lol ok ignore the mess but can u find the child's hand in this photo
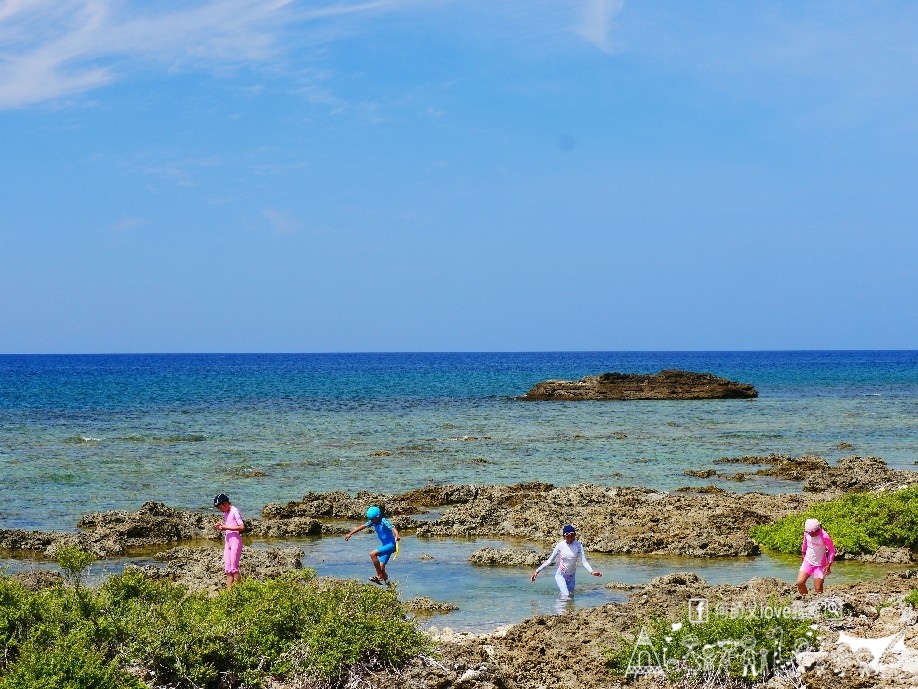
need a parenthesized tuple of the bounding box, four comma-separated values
(592, 571, 602, 577)
(530, 572, 538, 582)
(214, 522, 223, 531)
(344, 534, 351, 541)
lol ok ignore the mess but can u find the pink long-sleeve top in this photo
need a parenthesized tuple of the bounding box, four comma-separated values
(801, 528, 835, 567)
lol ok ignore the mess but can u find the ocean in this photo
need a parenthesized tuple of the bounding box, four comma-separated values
(3, 351, 917, 629)
(2, 351, 916, 533)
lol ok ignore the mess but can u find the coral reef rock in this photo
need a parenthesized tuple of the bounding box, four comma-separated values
(521, 369, 758, 401)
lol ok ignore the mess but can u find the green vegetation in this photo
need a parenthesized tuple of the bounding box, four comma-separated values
(55, 543, 95, 587)
(750, 485, 918, 556)
(904, 589, 918, 608)
(0, 564, 430, 689)
(606, 601, 816, 683)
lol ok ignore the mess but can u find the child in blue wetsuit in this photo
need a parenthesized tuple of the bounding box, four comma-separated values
(345, 506, 400, 585)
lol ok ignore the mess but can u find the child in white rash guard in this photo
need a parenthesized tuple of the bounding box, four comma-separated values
(531, 524, 602, 597)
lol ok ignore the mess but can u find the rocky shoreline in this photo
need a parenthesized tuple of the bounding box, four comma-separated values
(521, 369, 759, 400)
(3, 454, 918, 688)
(373, 570, 918, 689)
(5, 454, 913, 564)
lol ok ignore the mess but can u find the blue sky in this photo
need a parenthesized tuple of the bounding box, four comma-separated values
(1, 0, 916, 353)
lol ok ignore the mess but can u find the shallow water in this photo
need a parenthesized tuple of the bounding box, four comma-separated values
(2, 535, 907, 632)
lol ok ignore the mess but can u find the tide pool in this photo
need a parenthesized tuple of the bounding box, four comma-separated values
(2, 534, 905, 632)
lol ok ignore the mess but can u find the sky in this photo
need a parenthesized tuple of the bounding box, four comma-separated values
(1, 0, 917, 353)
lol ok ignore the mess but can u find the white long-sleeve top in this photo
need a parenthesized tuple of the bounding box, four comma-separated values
(535, 540, 594, 575)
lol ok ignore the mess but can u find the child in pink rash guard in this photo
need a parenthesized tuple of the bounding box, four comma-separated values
(797, 518, 835, 595)
(214, 493, 245, 590)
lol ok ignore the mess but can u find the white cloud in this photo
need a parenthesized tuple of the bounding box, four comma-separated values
(574, 0, 625, 54)
(262, 207, 301, 236)
(0, 0, 412, 109)
(0, 0, 636, 109)
(110, 215, 147, 233)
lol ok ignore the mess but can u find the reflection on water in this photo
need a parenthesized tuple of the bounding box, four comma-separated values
(554, 595, 577, 616)
(2, 535, 909, 632)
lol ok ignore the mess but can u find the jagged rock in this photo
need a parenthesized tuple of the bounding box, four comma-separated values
(521, 369, 758, 400)
(398, 484, 483, 507)
(803, 455, 918, 493)
(245, 517, 322, 538)
(5, 502, 246, 558)
(603, 581, 635, 590)
(715, 453, 830, 482)
(404, 596, 459, 615)
(260, 489, 426, 521)
(139, 545, 304, 594)
(0, 529, 62, 554)
(712, 454, 918, 494)
(13, 569, 64, 590)
(855, 546, 914, 564)
(0, 528, 122, 558)
(468, 547, 548, 568)
(76, 501, 215, 554)
(684, 469, 716, 478)
(414, 483, 779, 558)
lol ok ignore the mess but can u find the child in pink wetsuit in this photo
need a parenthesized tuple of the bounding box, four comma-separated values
(797, 518, 835, 595)
(214, 493, 245, 590)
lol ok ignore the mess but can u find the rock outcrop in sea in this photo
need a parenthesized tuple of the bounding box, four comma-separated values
(521, 369, 758, 400)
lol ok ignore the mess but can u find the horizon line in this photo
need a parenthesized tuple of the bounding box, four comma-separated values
(2, 349, 916, 356)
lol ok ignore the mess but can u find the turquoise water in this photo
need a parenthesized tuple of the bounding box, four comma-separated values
(2, 535, 906, 632)
(2, 351, 917, 532)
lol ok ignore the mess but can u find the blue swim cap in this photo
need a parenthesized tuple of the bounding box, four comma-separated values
(366, 506, 382, 519)
(562, 524, 576, 535)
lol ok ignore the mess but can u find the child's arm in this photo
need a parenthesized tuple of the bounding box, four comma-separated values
(344, 523, 369, 541)
(215, 508, 245, 532)
(531, 544, 561, 581)
(823, 531, 836, 569)
(579, 543, 602, 576)
(392, 526, 400, 541)
(219, 522, 245, 532)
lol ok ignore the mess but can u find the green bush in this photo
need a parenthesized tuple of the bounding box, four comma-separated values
(750, 485, 918, 556)
(905, 589, 918, 608)
(282, 579, 429, 683)
(0, 578, 39, 670)
(55, 545, 95, 587)
(607, 600, 817, 683)
(0, 631, 142, 689)
(0, 568, 431, 689)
